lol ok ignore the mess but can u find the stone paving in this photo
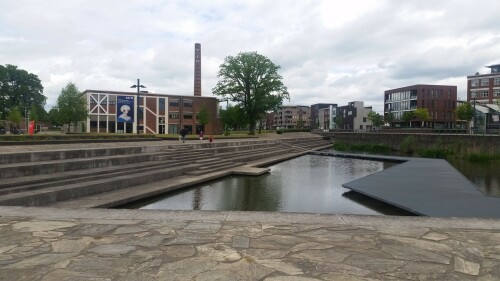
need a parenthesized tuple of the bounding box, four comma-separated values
(1, 133, 500, 280)
(1, 206, 499, 281)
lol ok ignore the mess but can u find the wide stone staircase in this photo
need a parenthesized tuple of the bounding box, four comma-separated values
(0, 137, 331, 208)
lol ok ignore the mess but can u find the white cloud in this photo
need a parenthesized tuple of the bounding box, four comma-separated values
(0, 0, 499, 114)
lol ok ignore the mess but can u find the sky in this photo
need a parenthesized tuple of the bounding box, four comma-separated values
(1, 0, 500, 114)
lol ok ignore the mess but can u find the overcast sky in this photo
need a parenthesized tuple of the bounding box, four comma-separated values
(1, 0, 499, 113)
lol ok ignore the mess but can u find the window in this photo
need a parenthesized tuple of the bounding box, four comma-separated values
(480, 90, 489, 97)
(169, 112, 179, 119)
(169, 100, 179, 107)
(183, 114, 193, 119)
(159, 98, 165, 110)
(481, 79, 489, 86)
(183, 100, 193, 107)
(471, 91, 478, 98)
(494, 89, 500, 97)
(471, 79, 479, 87)
(495, 77, 500, 85)
(363, 117, 367, 122)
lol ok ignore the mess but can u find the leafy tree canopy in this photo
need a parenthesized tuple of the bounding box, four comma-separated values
(197, 107, 210, 127)
(402, 111, 415, 126)
(414, 108, 430, 121)
(455, 102, 474, 122)
(212, 52, 289, 135)
(7, 107, 22, 128)
(367, 110, 384, 127)
(385, 112, 394, 126)
(0, 64, 46, 119)
(220, 105, 248, 131)
(55, 82, 88, 130)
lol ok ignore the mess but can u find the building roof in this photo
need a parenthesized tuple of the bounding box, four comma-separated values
(82, 89, 218, 100)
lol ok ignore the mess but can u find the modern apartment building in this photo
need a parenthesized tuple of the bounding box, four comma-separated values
(317, 104, 338, 130)
(84, 90, 221, 135)
(336, 101, 373, 131)
(467, 64, 500, 104)
(384, 84, 457, 129)
(310, 103, 337, 130)
(274, 105, 311, 129)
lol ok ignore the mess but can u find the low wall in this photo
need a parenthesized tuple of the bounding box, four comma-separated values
(320, 132, 500, 153)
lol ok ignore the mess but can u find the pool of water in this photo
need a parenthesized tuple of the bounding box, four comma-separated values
(122, 154, 414, 216)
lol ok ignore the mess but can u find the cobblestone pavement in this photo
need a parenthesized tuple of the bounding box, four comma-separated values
(1, 207, 499, 281)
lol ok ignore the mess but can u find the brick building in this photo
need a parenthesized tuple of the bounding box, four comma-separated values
(83, 43, 221, 135)
(84, 90, 221, 135)
(274, 105, 311, 129)
(467, 64, 500, 104)
(384, 84, 457, 129)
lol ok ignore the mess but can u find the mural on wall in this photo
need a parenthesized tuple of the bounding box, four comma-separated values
(117, 96, 135, 123)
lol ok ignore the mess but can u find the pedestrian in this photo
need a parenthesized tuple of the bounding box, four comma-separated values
(199, 130, 204, 141)
(179, 128, 188, 143)
(208, 135, 214, 146)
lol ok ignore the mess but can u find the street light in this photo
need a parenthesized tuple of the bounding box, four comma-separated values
(472, 96, 476, 134)
(130, 79, 146, 134)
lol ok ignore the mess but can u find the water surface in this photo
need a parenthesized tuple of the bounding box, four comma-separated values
(124, 155, 412, 215)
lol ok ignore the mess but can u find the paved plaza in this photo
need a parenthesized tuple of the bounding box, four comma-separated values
(1, 134, 499, 280)
(1, 207, 499, 280)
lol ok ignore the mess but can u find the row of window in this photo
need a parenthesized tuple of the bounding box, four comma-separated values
(386, 91, 416, 102)
(470, 77, 500, 87)
(390, 110, 454, 121)
(168, 100, 193, 107)
(90, 96, 195, 108)
(470, 90, 499, 98)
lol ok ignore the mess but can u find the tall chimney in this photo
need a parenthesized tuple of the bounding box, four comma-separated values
(194, 43, 201, 96)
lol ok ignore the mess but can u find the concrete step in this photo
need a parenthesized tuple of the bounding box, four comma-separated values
(0, 146, 157, 165)
(0, 159, 182, 196)
(185, 162, 244, 176)
(0, 149, 191, 180)
(0, 164, 200, 206)
(229, 147, 296, 163)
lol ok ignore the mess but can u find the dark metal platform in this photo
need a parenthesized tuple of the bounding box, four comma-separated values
(311, 151, 500, 218)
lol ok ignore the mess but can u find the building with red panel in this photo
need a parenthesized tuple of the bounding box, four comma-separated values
(467, 64, 500, 104)
(384, 84, 457, 129)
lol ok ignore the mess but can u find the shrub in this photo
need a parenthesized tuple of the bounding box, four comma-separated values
(399, 136, 417, 153)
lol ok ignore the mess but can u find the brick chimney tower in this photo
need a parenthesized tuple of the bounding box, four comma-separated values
(194, 43, 201, 96)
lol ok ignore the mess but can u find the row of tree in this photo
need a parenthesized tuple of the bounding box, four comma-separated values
(0, 64, 87, 132)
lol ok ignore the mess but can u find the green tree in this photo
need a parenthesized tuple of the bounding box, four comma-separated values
(367, 110, 384, 128)
(7, 106, 22, 130)
(56, 82, 88, 132)
(334, 115, 344, 129)
(220, 105, 248, 131)
(30, 103, 48, 122)
(455, 102, 474, 133)
(402, 111, 415, 127)
(385, 112, 394, 127)
(48, 107, 62, 127)
(197, 106, 210, 133)
(212, 52, 289, 135)
(296, 119, 305, 130)
(414, 108, 430, 127)
(0, 64, 46, 120)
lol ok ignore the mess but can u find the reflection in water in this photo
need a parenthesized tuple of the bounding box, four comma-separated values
(123, 155, 411, 216)
(447, 159, 500, 197)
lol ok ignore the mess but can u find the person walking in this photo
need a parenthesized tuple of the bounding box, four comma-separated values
(199, 130, 204, 141)
(180, 128, 188, 143)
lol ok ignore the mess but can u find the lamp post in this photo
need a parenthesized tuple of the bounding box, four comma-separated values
(130, 79, 146, 134)
(472, 97, 476, 134)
